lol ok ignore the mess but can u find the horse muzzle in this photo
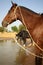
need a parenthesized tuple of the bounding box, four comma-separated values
(2, 21, 9, 27)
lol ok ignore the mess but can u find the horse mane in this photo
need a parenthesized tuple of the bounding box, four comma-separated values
(20, 6, 40, 16)
(41, 13, 43, 16)
(8, 4, 40, 16)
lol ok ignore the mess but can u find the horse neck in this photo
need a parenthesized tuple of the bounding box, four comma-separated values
(19, 6, 40, 32)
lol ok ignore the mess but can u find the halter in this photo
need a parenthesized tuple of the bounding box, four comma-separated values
(4, 5, 43, 52)
(14, 5, 43, 52)
(4, 6, 19, 25)
(14, 6, 18, 20)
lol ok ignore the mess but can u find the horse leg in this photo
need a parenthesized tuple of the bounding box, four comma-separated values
(35, 54, 42, 65)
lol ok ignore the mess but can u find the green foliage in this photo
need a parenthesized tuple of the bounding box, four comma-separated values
(11, 26, 18, 32)
(0, 27, 8, 32)
(19, 24, 26, 31)
(11, 24, 26, 32)
(0, 27, 4, 32)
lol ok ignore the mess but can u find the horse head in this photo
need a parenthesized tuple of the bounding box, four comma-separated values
(2, 2, 21, 27)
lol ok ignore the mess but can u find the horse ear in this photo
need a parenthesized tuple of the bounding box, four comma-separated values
(11, 1, 14, 5)
(11, 1, 17, 6)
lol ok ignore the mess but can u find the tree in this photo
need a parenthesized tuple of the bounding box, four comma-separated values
(11, 24, 26, 32)
(0, 27, 4, 32)
(19, 24, 26, 31)
(11, 26, 18, 32)
(0, 27, 8, 32)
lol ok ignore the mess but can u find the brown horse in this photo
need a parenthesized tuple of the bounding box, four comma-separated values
(2, 2, 43, 65)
